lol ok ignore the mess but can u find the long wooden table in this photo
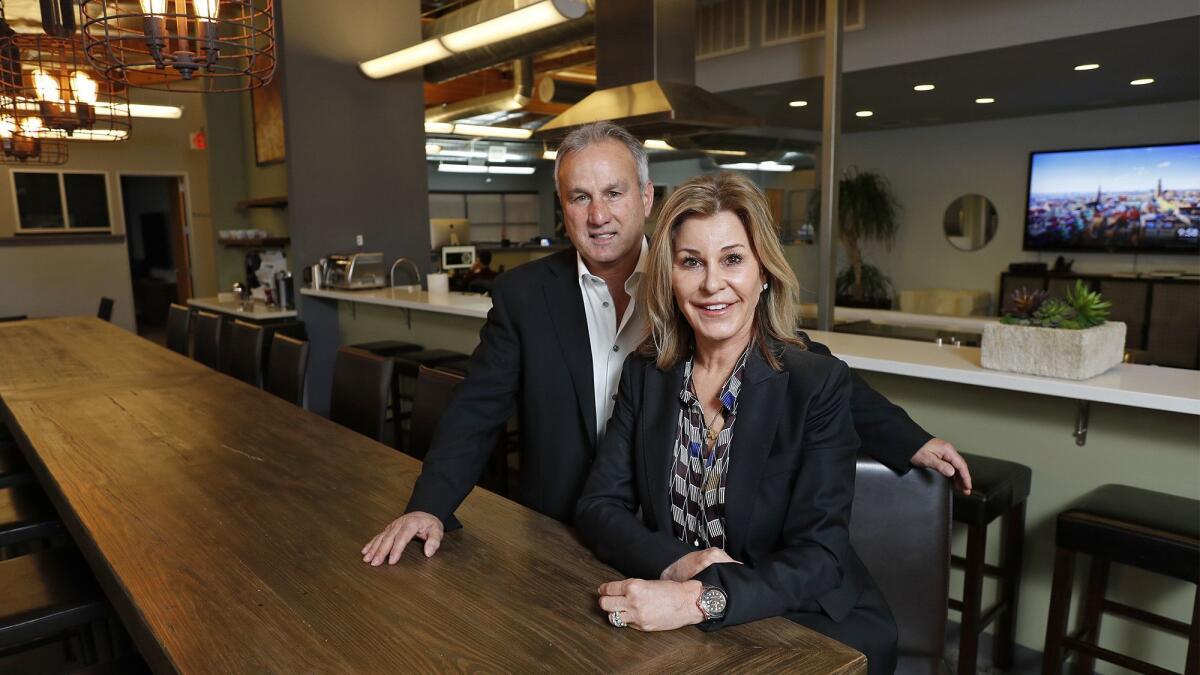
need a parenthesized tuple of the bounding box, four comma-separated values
(0, 317, 866, 674)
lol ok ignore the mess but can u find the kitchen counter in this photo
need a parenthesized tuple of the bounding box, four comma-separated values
(188, 296, 298, 321)
(301, 286, 492, 319)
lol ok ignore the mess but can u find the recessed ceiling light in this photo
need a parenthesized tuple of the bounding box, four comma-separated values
(1130, 78, 1155, 86)
(975, 97, 995, 104)
(855, 110, 873, 117)
(913, 84, 935, 92)
(788, 100, 808, 107)
(644, 139, 674, 150)
(1074, 63, 1100, 71)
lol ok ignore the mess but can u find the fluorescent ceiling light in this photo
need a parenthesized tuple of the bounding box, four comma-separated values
(436, 149, 489, 159)
(975, 97, 995, 104)
(452, 123, 532, 139)
(644, 139, 673, 151)
(855, 110, 873, 117)
(126, 103, 183, 119)
(542, 149, 558, 160)
(1074, 63, 1100, 71)
(788, 100, 808, 107)
(913, 84, 935, 91)
(360, 0, 587, 79)
(704, 149, 747, 157)
(66, 129, 129, 141)
(425, 144, 442, 154)
(438, 163, 487, 174)
(719, 161, 793, 172)
(425, 122, 454, 134)
(488, 165, 535, 175)
(1130, 78, 1155, 86)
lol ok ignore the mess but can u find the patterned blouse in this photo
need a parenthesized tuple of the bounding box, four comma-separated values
(669, 345, 752, 549)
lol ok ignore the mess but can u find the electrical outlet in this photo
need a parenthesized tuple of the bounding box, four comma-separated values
(355, 234, 364, 247)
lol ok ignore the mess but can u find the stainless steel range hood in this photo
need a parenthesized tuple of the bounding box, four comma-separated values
(537, 0, 759, 139)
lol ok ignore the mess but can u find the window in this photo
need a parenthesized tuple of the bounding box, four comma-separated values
(697, 0, 750, 59)
(12, 171, 112, 232)
(762, 0, 865, 47)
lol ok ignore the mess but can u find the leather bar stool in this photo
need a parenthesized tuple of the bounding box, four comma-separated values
(191, 311, 223, 370)
(0, 485, 64, 558)
(0, 547, 109, 667)
(266, 334, 310, 406)
(96, 298, 114, 322)
(227, 321, 265, 387)
(950, 453, 1031, 675)
(330, 347, 395, 443)
(165, 304, 191, 356)
(1042, 484, 1198, 675)
(390, 349, 467, 450)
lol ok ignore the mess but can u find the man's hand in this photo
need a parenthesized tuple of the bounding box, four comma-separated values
(597, 579, 705, 631)
(910, 438, 972, 494)
(361, 511, 444, 566)
(660, 547, 740, 583)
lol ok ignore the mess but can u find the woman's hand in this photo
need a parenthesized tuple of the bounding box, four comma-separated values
(597, 579, 705, 631)
(660, 547, 740, 582)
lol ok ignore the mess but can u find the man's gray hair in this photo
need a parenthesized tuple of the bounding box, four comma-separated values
(553, 121, 650, 193)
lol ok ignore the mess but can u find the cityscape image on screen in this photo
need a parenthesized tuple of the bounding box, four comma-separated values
(1025, 143, 1200, 252)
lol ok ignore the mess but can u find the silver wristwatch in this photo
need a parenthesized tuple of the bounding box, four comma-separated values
(697, 585, 728, 621)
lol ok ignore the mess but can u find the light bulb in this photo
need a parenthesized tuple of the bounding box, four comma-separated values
(71, 72, 99, 106)
(20, 116, 44, 135)
(194, 0, 220, 22)
(139, 0, 167, 15)
(0, 115, 15, 139)
(32, 70, 61, 103)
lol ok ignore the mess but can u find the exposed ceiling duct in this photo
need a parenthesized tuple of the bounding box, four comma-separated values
(425, 57, 535, 123)
(537, 0, 759, 140)
(422, 0, 595, 84)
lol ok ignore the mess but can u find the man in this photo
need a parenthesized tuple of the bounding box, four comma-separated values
(361, 122, 970, 565)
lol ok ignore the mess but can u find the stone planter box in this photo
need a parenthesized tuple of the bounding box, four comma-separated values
(981, 321, 1127, 380)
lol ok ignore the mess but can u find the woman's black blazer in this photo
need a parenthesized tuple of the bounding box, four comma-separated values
(575, 340, 882, 628)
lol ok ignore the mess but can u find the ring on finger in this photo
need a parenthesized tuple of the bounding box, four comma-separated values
(608, 610, 627, 628)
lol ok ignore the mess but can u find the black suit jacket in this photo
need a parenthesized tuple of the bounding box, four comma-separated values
(575, 343, 884, 629)
(406, 248, 932, 527)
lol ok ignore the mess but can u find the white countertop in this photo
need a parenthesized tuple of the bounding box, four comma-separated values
(300, 286, 1200, 415)
(188, 297, 298, 320)
(301, 287, 492, 319)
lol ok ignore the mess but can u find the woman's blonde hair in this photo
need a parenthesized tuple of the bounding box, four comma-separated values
(638, 172, 804, 370)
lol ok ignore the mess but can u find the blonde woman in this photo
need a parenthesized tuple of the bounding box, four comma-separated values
(575, 172, 897, 673)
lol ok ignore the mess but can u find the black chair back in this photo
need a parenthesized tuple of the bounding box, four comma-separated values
(192, 311, 223, 370)
(227, 321, 265, 387)
(330, 347, 394, 442)
(166, 304, 191, 356)
(849, 458, 951, 672)
(266, 334, 309, 406)
(407, 366, 464, 460)
(97, 297, 114, 322)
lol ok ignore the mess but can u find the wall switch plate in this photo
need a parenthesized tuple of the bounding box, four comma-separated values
(355, 234, 364, 247)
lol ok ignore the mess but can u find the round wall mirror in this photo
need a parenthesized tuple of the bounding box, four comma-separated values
(943, 194, 998, 251)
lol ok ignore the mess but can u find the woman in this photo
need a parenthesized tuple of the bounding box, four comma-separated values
(574, 172, 897, 673)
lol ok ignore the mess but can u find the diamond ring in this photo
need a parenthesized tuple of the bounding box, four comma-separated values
(608, 610, 627, 628)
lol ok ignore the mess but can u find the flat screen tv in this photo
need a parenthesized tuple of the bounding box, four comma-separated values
(1024, 142, 1200, 253)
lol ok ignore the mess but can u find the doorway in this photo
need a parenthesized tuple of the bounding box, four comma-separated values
(120, 175, 193, 339)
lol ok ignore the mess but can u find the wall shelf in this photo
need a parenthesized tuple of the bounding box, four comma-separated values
(236, 196, 288, 209)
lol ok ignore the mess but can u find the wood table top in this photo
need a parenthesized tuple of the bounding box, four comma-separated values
(0, 317, 866, 674)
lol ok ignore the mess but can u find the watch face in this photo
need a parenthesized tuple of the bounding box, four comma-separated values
(701, 588, 727, 617)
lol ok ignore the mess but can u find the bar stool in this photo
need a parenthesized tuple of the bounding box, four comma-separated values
(165, 304, 191, 356)
(0, 547, 109, 667)
(265, 334, 309, 406)
(390, 349, 467, 450)
(96, 298, 114, 322)
(227, 321, 265, 387)
(1042, 484, 1198, 675)
(950, 453, 1031, 674)
(192, 311, 222, 370)
(330, 347, 395, 443)
(0, 485, 64, 558)
(350, 340, 423, 357)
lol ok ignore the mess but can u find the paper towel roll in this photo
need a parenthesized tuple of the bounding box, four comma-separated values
(427, 272, 449, 295)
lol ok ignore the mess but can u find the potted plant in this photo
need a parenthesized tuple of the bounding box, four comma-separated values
(809, 168, 902, 309)
(982, 280, 1126, 380)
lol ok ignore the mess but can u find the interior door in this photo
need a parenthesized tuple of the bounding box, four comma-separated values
(165, 177, 193, 301)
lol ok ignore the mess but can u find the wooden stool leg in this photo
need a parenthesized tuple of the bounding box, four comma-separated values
(1042, 547, 1076, 675)
(1186, 584, 1199, 675)
(957, 521, 987, 675)
(995, 501, 1026, 670)
(1074, 557, 1109, 675)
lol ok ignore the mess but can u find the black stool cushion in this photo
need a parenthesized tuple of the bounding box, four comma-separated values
(1058, 484, 1199, 582)
(0, 547, 107, 649)
(952, 453, 1031, 527)
(392, 349, 468, 377)
(351, 340, 423, 357)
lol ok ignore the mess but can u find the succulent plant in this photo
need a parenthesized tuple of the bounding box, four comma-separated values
(1002, 287, 1048, 319)
(1065, 279, 1111, 328)
(1032, 298, 1078, 328)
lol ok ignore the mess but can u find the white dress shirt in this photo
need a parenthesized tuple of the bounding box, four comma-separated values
(578, 239, 648, 441)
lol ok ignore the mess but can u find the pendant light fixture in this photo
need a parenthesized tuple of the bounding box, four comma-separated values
(80, 0, 276, 93)
(0, 2, 68, 163)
